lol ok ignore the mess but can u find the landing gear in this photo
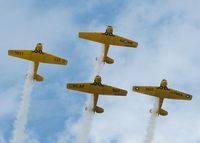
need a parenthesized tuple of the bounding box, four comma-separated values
(159, 86, 168, 90)
(109, 33, 113, 36)
(104, 31, 113, 36)
(92, 82, 103, 86)
(105, 32, 108, 35)
(32, 50, 43, 54)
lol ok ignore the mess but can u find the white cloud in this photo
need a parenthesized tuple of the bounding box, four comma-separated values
(87, 1, 200, 143)
(1, 0, 200, 143)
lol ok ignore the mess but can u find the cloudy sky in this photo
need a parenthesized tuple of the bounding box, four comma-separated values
(0, 0, 200, 143)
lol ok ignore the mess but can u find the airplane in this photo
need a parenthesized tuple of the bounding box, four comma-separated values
(132, 79, 192, 116)
(79, 25, 138, 64)
(67, 75, 127, 113)
(8, 43, 67, 82)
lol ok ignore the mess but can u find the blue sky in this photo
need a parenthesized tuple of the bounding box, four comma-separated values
(1, 0, 200, 143)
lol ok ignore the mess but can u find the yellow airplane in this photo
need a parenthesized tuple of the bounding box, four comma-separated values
(133, 79, 192, 116)
(79, 26, 138, 64)
(67, 75, 127, 113)
(8, 43, 67, 82)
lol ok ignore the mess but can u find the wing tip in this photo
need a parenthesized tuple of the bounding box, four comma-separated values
(186, 94, 193, 100)
(134, 42, 138, 48)
(63, 59, 68, 65)
(8, 50, 13, 56)
(124, 90, 128, 96)
(78, 32, 85, 38)
(132, 86, 139, 91)
(66, 83, 72, 89)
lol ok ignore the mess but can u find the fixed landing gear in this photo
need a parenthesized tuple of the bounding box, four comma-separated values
(92, 82, 103, 86)
(159, 86, 169, 90)
(104, 32, 113, 36)
(32, 50, 43, 54)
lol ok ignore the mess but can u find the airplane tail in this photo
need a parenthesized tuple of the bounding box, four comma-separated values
(105, 56, 114, 64)
(150, 108, 168, 116)
(85, 106, 104, 113)
(33, 74, 44, 82)
(159, 109, 168, 116)
(95, 106, 104, 113)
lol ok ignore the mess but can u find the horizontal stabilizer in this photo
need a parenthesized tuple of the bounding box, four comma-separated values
(95, 106, 104, 113)
(150, 108, 168, 116)
(34, 74, 44, 82)
(159, 109, 168, 116)
(105, 56, 114, 64)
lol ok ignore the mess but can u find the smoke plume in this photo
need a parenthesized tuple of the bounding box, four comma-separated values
(94, 44, 105, 75)
(10, 63, 34, 143)
(68, 45, 105, 143)
(142, 98, 159, 143)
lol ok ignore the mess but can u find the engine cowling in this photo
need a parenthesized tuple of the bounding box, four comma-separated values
(160, 79, 168, 88)
(35, 43, 43, 51)
(105, 26, 113, 35)
(94, 75, 102, 83)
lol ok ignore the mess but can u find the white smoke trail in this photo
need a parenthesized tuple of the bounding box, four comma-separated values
(10, 63, 34, 143)
(69, 45, 105, 143)
(142, 98, 159, 143)
(94, 44, 105, 75)
(72, 96, 94, 143)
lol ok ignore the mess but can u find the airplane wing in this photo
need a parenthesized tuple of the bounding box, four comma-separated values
(67, 83, 127, 96)
(8, 50, 33, 61)
(40, 52, 67, 65)
(67, 83, 92, 93)
(8, 50, 67, 65)
(100, 84, 127, 96)
(133, 86, 192, 100)
(79, 32, 138, 48)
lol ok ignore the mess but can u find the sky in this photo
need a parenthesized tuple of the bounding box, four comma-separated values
(0, 0, 200, 143)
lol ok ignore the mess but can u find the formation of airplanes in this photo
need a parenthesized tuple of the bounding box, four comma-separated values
(7, 26, 192, 116)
